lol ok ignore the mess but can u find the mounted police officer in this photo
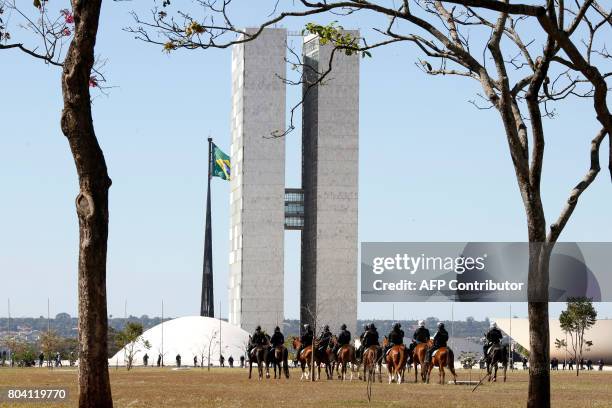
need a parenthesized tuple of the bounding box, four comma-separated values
(249, 325, 267, 356)
(426, 322, 449, 363)
(296, 324, 314, 361)
(385, 322, 405, 355)
(334, 324, 351, 355)
(483, 321, 503, 359)
(363, 323, 380, 349)
(317, 325, 333, 357)
(270, 326, 284, 349)
(357, 324, 369, 360)
(408, 320, 430, 364)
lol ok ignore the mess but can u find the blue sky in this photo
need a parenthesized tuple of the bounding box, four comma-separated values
(1, 1, 611, 322)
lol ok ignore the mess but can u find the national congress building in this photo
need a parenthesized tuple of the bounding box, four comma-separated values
(228, 28, 359, 335)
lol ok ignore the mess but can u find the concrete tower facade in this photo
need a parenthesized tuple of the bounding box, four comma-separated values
(228, 28, 286, 333)
(301, 33, 359, 335)
(229, 29, 358, 335)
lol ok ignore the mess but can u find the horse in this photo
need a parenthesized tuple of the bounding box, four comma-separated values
(331, 337, 356, 381)
(271, 345, 289, 379)
(383, 336, 408, 384)
(362, 345, 383, 383)
(425, 346, 457, 385)
(314, 339, 335, 380)
(411, 339, 432, 383)
(292, 337, 314, 380)
(485, 343, 508, 382)
(248, 345, 267, 380)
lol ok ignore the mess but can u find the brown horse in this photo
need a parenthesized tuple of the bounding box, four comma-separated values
(331, 336, 356, 381)
(426, 346, 457, 385)
(362, 345, 382, 383)
(248, 345, 267, 380)
(412, 340, 432, 383)
(383, 337, 408, 384)
(291, 337, 314, 380)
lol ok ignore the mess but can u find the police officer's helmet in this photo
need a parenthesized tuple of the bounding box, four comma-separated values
(256, 325, 262, 331)
(274, 326, 280, 332)
(324, 325, 330, 331)
(418, 320, 425, 328)
(363, 324, 369, 331)
(341, 324, 347, 330)
(437, 322, 445, 329)
(490, 321, 497, 329)
(370, 323, 377, 330)
(393, 322, 401, 330)
(304, 324, 311, 330)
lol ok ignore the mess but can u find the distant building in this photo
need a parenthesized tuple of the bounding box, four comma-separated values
(496, 318, 612, 361)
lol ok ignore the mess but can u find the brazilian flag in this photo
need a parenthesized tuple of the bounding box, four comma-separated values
(212, 144, 231, 181)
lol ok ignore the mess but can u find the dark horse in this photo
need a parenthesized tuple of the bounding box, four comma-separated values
(248, 345, 267, 380)
(266, 345, 290, 379)
(485, 343, 508, 382)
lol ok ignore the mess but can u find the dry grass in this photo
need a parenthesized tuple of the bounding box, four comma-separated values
(1, 366, 611, 407)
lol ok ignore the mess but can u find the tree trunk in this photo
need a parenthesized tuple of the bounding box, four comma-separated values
(60, 1, 113, 408)
(526, 242, 551, 408)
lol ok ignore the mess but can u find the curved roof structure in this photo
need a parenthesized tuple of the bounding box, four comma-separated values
(109, 316, 250, 367)
(496, 318, 612, 361)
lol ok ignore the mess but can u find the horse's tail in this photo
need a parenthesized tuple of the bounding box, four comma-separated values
(447, 348, 456, 372)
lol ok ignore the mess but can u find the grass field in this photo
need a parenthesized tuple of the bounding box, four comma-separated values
(1, 366, 611, 407)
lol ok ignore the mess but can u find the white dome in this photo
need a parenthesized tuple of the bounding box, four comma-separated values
(109, 316, 250, 367)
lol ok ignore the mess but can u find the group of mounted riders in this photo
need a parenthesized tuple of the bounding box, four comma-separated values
(247, 319, 507, 383)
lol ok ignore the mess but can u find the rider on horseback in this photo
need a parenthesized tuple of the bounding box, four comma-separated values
(385, 322, 405, 355)
(483, 321, 503, 359)
(334, 324, 351, 355)
(270, 326, 284, 349)
(296, 324, 314, 361)
(408, 320, 430, 364)
(317, 325, 333, 357)
(426, 322, 449, 363)
(363, 323, 380, 348)
(357, 324, 369, 360)
(249, 325, 267, 356)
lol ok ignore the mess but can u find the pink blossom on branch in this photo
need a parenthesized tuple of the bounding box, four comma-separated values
(60, 9, 74, 24)
(88, 76, 98, 88)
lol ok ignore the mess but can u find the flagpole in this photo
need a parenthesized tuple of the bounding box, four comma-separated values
(201, 137, 215, 317)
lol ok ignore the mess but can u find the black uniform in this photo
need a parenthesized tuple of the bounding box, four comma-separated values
(427, 327, 449, 362)
(338, 329, 351, 346)
(296, 327, 314, 360)
(363, 328, 380, 348)
(408, 326, 430, 363)
(388, 328, 405, 346)
(317, 328, 332, 355)
(270, 331, 285, 348)
(483, 327, 503, 358)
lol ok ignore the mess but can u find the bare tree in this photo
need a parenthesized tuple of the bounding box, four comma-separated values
(200, 329, 219, 371)
(2, 1, 113, 407)
(131, 1, 610, 406)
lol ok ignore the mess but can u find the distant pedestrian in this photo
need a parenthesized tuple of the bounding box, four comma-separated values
(38, 352, 44, 367)
(55, 352, 62, 367)
(598, 359, 604, 371)
(562, 360, 566, 370)
(228, 356, 234, 368)
(176, 354, 181, 368)
(193, 355, 198, 367)
(157, 354, 162, 367)
(143, 353, 149, 367)
(219, 355, 225, 367)
(522, 356, 528, 370)
(568, 359, 574, 370)
(240, 355, 245, 368)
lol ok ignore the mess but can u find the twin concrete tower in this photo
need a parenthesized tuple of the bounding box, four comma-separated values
(228, 28, 359, 335)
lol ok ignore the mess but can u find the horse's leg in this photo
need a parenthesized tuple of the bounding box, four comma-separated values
(440, 364, 445, 385)
(249, 360, 253, 379)
(503, 363, 507, 382)
(414, 362, 418, 383)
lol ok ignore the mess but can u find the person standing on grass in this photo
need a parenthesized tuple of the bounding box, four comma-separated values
(143, 353, 149, 367)
(228, 356, 234, 368)
(176, 354, 181, 368)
